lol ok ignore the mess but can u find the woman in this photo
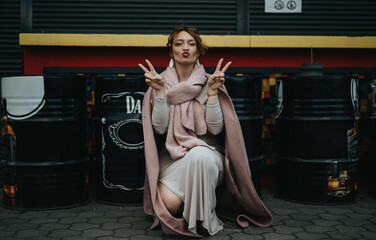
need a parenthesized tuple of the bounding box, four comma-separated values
(139, 24, 272, 237)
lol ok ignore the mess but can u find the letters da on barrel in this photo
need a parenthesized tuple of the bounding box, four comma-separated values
(94, 76, 147, 205)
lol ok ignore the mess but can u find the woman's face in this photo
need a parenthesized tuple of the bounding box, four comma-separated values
(172, 31, 199, 66)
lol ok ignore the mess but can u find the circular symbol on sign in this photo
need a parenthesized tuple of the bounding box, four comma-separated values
(274, 0, 284, 10)
(287, 0, 297, 10)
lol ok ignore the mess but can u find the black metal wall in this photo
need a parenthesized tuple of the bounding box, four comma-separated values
(32, 0, 238, 35)
(0, 0, 375, 77)
(249, 0, 376, 36)
(0, 0, 22, 77)
(30, 0, 376, 36)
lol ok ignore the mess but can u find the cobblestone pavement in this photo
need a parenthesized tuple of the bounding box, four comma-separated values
(1, 188, 375, 240)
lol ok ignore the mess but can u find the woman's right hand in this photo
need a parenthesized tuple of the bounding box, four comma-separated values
(138, 59, 165, 97)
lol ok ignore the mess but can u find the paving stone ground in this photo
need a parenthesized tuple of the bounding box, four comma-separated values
(0, 188, 375, 240)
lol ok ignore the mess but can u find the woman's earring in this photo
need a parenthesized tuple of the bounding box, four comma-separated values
(196, 59, 200, 67)
(169, 58, 174, 68)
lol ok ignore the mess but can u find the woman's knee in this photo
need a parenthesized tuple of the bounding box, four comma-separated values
(188, 147, 221, 171)
(158, 182, 183, 215)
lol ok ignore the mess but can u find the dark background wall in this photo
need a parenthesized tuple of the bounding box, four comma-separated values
(1, 0, 376, 77)
(0, 0, 22, 77)
(29, 0, 376, 36)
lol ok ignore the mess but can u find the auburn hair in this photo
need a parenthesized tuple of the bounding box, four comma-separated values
(166, 23, 208, 57)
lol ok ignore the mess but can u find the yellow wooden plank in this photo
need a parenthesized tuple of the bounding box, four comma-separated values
(19, 33, 167, 47)
(19, 33, 251, 48)
(250, 35, 376, 48)
(19, 33, 376, 48)
(201, 35, 250, 48)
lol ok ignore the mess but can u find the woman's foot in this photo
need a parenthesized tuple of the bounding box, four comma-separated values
(197, 221, 209, 236)
(158, 182, 184, 215)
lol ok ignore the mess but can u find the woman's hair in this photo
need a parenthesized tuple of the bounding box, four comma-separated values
(166, 23, 208, 57)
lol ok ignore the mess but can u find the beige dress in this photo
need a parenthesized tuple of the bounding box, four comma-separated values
(152, 86, 225, 235)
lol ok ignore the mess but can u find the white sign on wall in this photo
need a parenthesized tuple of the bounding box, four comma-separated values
(265, 0, 302, 13)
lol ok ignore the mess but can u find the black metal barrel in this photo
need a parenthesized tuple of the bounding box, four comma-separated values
(94, 75, 147, 205)
(0, 75, 89, 210)
(276, 75, 359, 204)
(226, 75, 263, 195)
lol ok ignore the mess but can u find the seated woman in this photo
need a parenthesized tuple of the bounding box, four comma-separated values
(139, 23, 272, 238)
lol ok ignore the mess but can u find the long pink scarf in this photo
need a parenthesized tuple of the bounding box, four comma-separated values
(162, 65, 212, 160)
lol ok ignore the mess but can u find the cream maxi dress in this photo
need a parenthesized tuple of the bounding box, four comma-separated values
(151, 86, 225, 235)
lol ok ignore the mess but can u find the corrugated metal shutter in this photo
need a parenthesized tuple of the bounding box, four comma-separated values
(33, 0, 237, 35)
(250, 0, 376, 36)
(0, 0, 22, 78)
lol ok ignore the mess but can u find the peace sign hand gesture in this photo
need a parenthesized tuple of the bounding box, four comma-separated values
(138, 59, 165, 98)
(207, 58, 232, 96)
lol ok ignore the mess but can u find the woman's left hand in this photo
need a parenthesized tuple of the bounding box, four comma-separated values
(207, 58, 232, 96)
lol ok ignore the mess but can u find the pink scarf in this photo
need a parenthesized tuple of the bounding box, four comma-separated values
(161, 65, 212, 160)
